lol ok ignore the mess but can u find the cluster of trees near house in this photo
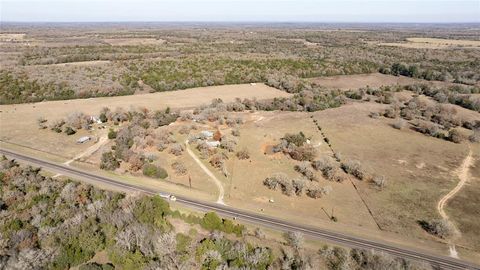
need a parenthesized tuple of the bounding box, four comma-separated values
(264, 130, 389, 197)
(0, 158, 436, 270)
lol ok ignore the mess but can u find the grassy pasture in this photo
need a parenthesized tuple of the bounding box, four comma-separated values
(380, 37, 480, 49)
(312, 101, 479, 253)
(0, 83, 291, 159)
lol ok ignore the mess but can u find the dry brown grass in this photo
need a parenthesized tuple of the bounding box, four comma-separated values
(0, 33, 26, 41)
(103, 38, 166, 46)
(309, 73, 419, 90)
(35, 60, 111, 67)
(447, 144, 480, 251)
(312, 101, 479, 252)
(309, 72, 467, 90)
(379, 37, 480, 49)
(0, 83, 291, 159)
(226, 111, 380, 230)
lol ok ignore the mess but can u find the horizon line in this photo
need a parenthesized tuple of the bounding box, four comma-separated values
(2, 21, 480, 24)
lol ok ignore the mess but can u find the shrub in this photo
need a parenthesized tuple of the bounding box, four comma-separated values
(319, 246, 351, 270)
(210, 153, 226, 169)
(169, 143, 185, 156)
(200, 212, 223, 231)
(178, 125, 191, 134)
(341, 160, 365, 180)
(263, 173, 294, 196)
(312, 157, 340, 181)
(100, 151, 120, 170)
(284, 231, 304, 250)
(448, 129, 464, 143)
(283, 132, 307, 147)
(383, 107, 397, 118)
(142, 164, 168, 179)
(294, 162, 316, 181)
(236, 149, 250, 160)
(133, 196, 171, 229)
(220, 136, 237, 152)
(64, 126, 77, 135)
(37, 117, 48, 129)
(171, 161, 187, 175)
(128, 153, 145, 172)
(469, 128, 480, 143)
(371, 175, 386, 190)
(419, 219, 460, 240)
(415, 121, 440, 137)
(306, 187, 324, 199)
(157, 142, 168, 152)
(292, 178, 306, 196)
(289, 145, 316, 161)
(369, 112, 380, 119)
(108, 129, 117, 139)
(392, 118, 406, 130)
(99, 112, 108, 123)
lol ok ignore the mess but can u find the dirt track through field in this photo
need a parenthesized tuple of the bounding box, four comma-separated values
(64, 135, 109, 166)
(437, 147, 473, 258)
(437, 148, 473, 220)
(185, 139, 225, 205)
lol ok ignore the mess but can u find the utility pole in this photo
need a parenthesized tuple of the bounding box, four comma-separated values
(188, 175, 192, 189)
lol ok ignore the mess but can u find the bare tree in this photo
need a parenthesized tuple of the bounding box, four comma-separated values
(284, 231, 304, 251)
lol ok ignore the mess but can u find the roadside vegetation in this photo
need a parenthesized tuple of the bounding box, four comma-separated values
(0, 158, 435, 269)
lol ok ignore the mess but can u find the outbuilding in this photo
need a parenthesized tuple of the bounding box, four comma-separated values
(200, 130, 214, 139)
(77, 136, 91, 144)
(206, 141, 221, 148)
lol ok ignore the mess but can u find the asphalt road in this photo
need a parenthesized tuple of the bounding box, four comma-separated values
(1, 148, 478, 270)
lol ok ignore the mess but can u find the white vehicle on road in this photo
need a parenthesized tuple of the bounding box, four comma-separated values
(158, 193, 177, 201)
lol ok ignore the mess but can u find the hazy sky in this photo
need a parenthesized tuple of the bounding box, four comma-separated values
(1, 0, 479, 23)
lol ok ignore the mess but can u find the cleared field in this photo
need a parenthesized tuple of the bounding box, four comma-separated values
(35, 60, 111, 67)
(226, 111, 381, 230)
(309, 72, 474, 90)
(0, 33, 26, 41)
(0, 83, 291, 159)
(379, 37, 480, 49)
(103, 38, 166, 46)
(310, 73, 419, 90)
(312, 101, 479, 256)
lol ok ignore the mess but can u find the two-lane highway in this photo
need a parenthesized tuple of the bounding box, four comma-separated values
(0, 148, 478, 270)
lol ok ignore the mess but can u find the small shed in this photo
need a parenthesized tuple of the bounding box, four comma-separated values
(77, 136, 91, 144)
(89, 116, 102, 124)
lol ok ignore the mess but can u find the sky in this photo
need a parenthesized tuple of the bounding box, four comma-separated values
(1, 0, 479, 23)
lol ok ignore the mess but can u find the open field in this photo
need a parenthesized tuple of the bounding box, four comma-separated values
(309, 72, 476, 90)
(447, 144, 480, 251)
(312, 101, 479, 255)
(0, 83, 291, 158)
(104, 38, 166, 46)
(379, 37, 480, 49)
(226, 111, 380, 228)
(35, 60, 112, 67)
(310, 73, 419, 90)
